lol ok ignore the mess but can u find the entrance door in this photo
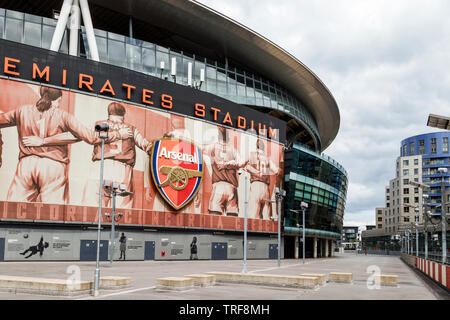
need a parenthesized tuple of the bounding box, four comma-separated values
(211, 242, 227, 260)
(0, 238, 4, 261)
(269, 244, 278, 259)
(144, 241, 155, 260)
(80, 240, 108, 261)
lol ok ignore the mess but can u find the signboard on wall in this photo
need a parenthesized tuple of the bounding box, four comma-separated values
(0, 39, 286, 142)
(0, 40, 285, 233)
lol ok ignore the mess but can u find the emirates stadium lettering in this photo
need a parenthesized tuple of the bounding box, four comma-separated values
(0, 51, 282, 141)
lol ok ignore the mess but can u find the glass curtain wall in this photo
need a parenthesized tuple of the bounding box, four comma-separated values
(0, 8, 320, 147)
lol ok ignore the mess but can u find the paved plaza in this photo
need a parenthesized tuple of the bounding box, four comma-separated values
(0, 253, 447, 300)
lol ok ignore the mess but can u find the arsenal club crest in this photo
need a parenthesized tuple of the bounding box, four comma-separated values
(150, 138, 203, 210)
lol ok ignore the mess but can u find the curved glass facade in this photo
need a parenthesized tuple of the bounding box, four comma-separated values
(401, 132, 450, 215)
(0, 8, 321, 148)
(284, 142, 348, 235)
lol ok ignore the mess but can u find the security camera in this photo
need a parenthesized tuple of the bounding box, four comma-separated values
(117, 213, 123, 217)
(95, 122, 109, 132)
(119, 184, 127, 191)
(300, 201, 308, 209)
(112, 181, 119, 190)
(103, 180, 112, 189)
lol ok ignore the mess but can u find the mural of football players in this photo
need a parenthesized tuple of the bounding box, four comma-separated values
(81, 102, 152, 208)
(245, 138, 280, 219)
(203, 127, 248, 216)
(0, 129, 2, 168)
(0, 86, 130, 204)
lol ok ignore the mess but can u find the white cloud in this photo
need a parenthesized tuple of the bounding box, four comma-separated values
(198, 0, 450, 225)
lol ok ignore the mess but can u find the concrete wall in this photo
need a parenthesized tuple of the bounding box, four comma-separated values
(0, 225, 282, 261)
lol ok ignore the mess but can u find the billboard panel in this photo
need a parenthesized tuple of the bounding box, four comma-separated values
(0, 79, 284, 232)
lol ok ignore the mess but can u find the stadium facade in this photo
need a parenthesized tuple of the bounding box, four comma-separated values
(0, 0, 346, 261)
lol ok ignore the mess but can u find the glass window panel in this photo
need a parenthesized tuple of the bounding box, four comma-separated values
(237, 84, 246, 97)
(42, 25, 55, 49)
(246, 87, 256, 104)
(217, 68, 227, 95)
(108, 38, 126, 67)
(169, 53, 182, 79)
(194, 60, 205, 85)
(126, 43, 142, 72)
(228, 81, 236, 96)
(24, 21, 41, 47)
(142, 47, 156, 75)
(143, 41, 155, 49)
(96, 36, 108, 62)
(59, 29, 68, 54)
(236, 74, 245, 85)
(206, 65, 217, 94)
(294, 190, 303, 198)
(246, 77, 254, 88)
(180, 56, 193, 85)
(6, 10, 24, 19)
(5, 18, 23, 42)
(217, 68, 226, 81)
(156, 50, 169, 73)
(94, 28, 107, 37)
(108, 32, 124, 41)
(25, 13, 41, 23)
(43, 17, 57, 26)
(0, 8, 5, 16)
(0, 17, 4, 39)
(156, 45, 169, 53)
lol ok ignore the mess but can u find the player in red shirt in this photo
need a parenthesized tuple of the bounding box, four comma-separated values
(1, 86, 131, 204)
(203, 127, 248, 216)
(245, 138, 280, 219)
(81, 102, 152, 208)
(0, 130, 2, 168)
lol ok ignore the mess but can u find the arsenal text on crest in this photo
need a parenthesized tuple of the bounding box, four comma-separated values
(158, 147, 199, 164)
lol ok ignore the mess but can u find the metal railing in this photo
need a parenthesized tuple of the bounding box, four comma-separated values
(357, 249, 401, 256)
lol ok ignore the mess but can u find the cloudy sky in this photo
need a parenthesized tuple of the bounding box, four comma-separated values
(198, 0, 450, 227)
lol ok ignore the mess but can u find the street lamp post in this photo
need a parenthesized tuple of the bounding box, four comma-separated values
(93, 122, 109, 297)
(274, 188, 286, 267)
(410, 181, 432, 259)
(426, 114, 450, 263)
(242, 174, 248, 273)
(290, 201, 308, 265)
(438, 167, 448, 264)
(423, 195, 429, 259)
(267, 188, 286, 267)
(103, 181, 132, 267)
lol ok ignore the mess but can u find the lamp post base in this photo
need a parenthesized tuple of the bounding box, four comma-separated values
(93, 268, 100, 296)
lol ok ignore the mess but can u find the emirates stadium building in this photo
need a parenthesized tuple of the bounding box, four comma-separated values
(0, 0, 347, 261)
